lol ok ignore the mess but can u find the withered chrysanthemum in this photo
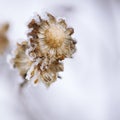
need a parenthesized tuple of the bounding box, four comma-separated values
(11, 41, 64, 86)
(28, 13, 76, 61)
(0, 23, 9, 54)
(11, 13, 76, 87)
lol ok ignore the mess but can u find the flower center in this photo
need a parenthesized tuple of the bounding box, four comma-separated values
(45, 25, 65, 48)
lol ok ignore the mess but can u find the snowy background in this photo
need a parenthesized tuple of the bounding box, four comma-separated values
(0, 0, 120, 120)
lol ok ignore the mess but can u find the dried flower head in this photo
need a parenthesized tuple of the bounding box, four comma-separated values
(11, 13, 76, 87)
(11, 41, 64, 86)
(28, 13, 76, 61)
(0, 23, 9, 54)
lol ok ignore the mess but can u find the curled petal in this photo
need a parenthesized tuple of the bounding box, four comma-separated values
(66, 28, 74, 35)
(47, 13, 56, 23)
(58, 19, 67, 28)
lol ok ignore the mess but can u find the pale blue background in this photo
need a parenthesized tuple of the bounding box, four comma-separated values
(0, 0, 120, 120)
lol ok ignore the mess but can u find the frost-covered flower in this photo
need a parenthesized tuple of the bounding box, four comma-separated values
(11, 13, 76, 87)
(11, 41, 64, 86)
(28, 13, 76, 61)
(0, 23, 9, 54)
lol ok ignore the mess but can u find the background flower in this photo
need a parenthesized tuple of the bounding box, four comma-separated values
(0, 23, 9, 54)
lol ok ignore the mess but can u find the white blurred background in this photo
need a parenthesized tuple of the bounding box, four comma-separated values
(0, 0, 120, 120)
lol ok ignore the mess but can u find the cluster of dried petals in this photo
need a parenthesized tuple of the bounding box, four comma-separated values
(28, 13, 76, 61)
(0, 23, 9, 54)
(11, 41, 32, 78)
(11, 13, 76, 86)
